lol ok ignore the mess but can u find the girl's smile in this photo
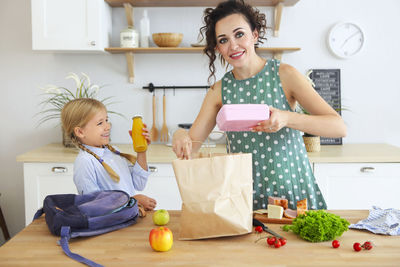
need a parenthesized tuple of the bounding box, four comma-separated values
(75, 108, 111, 148)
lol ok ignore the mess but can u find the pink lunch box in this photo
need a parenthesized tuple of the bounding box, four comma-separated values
(216, 104, 270, 132)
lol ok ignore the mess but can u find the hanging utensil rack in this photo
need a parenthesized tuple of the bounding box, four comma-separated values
(143, 83, 209, 93)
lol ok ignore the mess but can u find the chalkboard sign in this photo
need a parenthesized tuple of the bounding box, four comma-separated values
(308, 69, 342, 145)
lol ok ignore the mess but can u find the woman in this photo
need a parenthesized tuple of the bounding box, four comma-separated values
(172, 0, 346, 210)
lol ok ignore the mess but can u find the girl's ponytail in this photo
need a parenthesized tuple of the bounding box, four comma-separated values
(105, 144, 137, 165)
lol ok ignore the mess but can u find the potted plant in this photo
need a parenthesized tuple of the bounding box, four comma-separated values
(36, 72, 123, 147)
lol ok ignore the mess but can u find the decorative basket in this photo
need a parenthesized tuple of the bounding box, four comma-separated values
(303, 135, 321, 152)
(152, 33, 183, 47)
(62, 129, 75, 148)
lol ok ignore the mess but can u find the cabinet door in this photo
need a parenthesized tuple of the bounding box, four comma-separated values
(31, 0, 111, 51)
(314, 163, 400, 210)
(24, 163, 76, 225)
(136, 164, 182, 210)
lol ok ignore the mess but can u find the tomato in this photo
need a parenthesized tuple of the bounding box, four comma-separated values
(332, 240, 340, 248)
(363, 241, 373, 250)
(255, 226, 263, 233)
(279, 238, 287, 246)
(353, 242, 362, 252)
(274, 239, 282, 248)
(267, 236, 276, 246)
(149, 227, 173, 252)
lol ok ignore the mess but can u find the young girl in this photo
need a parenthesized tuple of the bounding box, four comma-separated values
(61, 98, 157, 211)
(173, 0, 346, 210)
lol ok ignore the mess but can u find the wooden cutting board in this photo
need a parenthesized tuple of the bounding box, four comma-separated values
(253, 213, 293, 224)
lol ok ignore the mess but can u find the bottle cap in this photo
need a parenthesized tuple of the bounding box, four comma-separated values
(132, 115, 143, 120)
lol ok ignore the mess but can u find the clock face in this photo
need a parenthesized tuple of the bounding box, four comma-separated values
(328, 22, 365, 58)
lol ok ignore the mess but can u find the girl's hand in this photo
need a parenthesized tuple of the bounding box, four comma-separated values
(141, 124, 151, 145)
(134, 194, 157, 211)
(172, 128, 193, 159)
(128, 123, 151, 145)
(252, 106, 289, 133)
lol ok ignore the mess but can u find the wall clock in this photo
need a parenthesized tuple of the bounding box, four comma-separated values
(327, 22, 365, 59)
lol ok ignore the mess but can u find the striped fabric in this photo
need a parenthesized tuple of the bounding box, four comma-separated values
(349, 206, 400, 235)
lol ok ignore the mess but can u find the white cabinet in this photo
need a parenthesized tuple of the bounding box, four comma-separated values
(23, 163, 76, 226)
(31, 0, 111, 51)
(313, 163, 400, 210)
(136, 164, 182, 211)
(23, 162, 180, 226)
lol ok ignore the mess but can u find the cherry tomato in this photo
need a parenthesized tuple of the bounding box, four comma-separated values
(332, 240, 340, 248)
(279, 238, 287, 246)
(363, 241, 373, 250)
(353, 242, 362, 252)
(274, 240, 282, 248)
(255, 226, 263, 233)
(267, 236, 276, 246)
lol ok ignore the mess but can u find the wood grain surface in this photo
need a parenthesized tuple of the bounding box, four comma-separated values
(254, 213, 293, 224)
(0, 210, 399, 266)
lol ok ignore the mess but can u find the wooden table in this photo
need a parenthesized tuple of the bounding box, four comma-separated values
(0, 210, 399, 266)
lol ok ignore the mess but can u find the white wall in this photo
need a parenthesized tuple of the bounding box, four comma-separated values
(1, 0, 399, 244)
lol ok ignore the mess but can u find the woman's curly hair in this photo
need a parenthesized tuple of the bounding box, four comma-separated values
(200, 0, 267, 85)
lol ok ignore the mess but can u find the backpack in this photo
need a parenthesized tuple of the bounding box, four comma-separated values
(33, 190, 139, 267)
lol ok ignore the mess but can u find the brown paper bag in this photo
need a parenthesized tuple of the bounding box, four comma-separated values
(172, 152, 253, 240)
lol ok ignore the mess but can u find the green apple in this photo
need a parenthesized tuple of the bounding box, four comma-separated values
(152, 209, 170, 226)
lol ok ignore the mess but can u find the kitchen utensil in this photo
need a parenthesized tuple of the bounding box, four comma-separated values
(178, 123, 192, 129)
(160, 92, 169, 142)
(152, 33, 183, 47)
(150, 92, 158, 142)
(253, 218, 284, 239)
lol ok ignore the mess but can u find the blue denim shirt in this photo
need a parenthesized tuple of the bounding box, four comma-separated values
(73, 144, 150, 196)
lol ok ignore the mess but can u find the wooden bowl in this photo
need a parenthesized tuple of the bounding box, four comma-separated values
(152, 33, 183, 47)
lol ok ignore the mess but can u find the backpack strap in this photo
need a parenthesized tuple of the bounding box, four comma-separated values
(59, 226, 104, 267)
(33, 208, 44, 221)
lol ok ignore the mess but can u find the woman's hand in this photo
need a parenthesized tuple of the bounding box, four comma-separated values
(172, 128, 193, 159)
(252, 106, 289, 133)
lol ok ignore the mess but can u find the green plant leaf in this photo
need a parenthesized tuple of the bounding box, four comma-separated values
(35, 72, 123, 126)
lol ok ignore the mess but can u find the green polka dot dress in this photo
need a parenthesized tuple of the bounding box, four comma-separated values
(221, 59, 327, 210)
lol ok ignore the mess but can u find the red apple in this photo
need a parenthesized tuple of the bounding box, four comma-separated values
(149, 227, 173, 252)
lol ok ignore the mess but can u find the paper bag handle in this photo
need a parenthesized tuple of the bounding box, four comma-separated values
(193, 131, 231, 155)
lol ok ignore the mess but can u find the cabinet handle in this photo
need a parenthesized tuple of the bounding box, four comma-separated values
(90, 41, 96, 46)
(52, 167, 67, 173)
(360, 167, 375, 173)
(149, 166, 158, 173)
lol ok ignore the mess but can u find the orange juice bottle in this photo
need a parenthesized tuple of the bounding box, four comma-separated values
(131, 116, 148, 152)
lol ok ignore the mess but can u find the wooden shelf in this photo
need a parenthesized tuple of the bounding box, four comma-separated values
(105, 0, 299, 7)
(105, 0, 301, 83)
(106, 47, 300, 83)
(105, 47, 300, 54)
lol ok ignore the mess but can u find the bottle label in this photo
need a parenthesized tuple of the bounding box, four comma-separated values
(120, 30, 139, 48)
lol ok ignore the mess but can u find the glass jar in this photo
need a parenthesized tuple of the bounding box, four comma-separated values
(131, 116, 148, 152)
(120, 26, 139, 48)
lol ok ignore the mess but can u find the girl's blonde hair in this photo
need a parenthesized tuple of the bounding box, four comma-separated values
(61, 98, 136, 182)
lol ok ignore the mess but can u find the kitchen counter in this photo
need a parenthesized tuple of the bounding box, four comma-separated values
(0, 210, 399, 266)
(16, 143, 400, 163)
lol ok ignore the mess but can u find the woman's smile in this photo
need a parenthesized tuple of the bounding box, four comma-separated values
(230, 51, 245, 59)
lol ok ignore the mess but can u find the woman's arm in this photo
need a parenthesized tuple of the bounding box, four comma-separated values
(173, 81, 223, 159)
(253, 63, 347, 138)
